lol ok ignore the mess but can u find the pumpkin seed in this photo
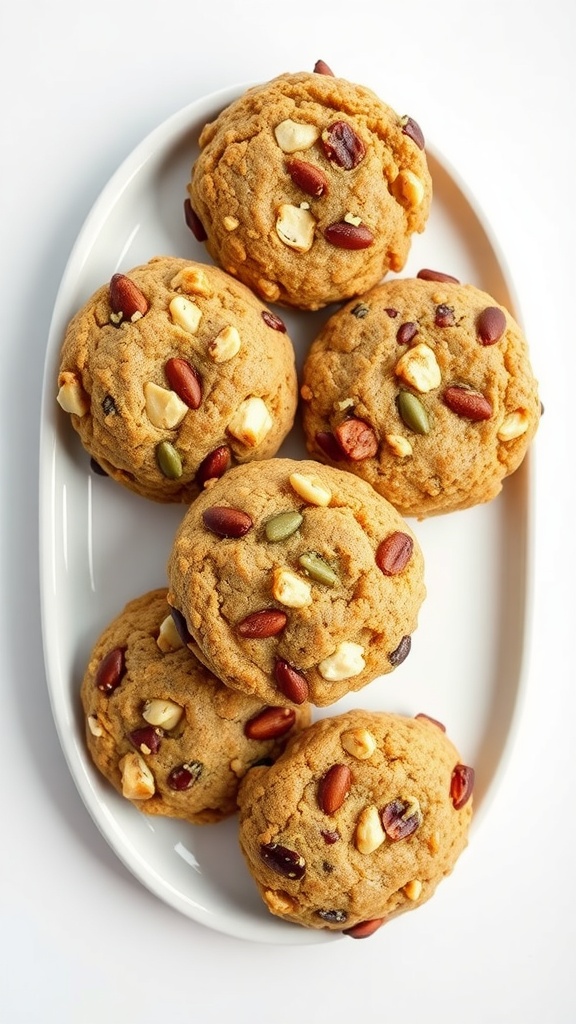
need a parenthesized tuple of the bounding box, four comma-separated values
(397, 391, 430, 434)
(298, 551, 338, 587)
(265, 510, 303, 542)
(156, 440, 183, 479)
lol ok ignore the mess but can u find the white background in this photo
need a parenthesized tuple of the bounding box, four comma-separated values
(1, 1, 574, 1021)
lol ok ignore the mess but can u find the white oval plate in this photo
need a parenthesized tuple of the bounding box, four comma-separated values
(39, 84, 535, 945)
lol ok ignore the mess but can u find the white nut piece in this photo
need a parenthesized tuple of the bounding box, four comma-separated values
(144, 381, 188, 429)
(403, 879, 423, 901)
(119, 752, 155, 800)
(223, 215, 240, 231)
(341, 727, 377, 760)
(170, 267, 212, 297)
(343, 212, 362, 226)
(275, 203, 316, 253)
(264, 889, 298, 914)
(169, 294, 202, 333)
(274, 118, 320, 153)
(497, 409, 530, 441)
(385, 432, 413, 458)
(391, 169, 425, 208)
(156, 614, 184, 652)
(272, 567, 312, 608)
(208, 324, 241, 363)
(289, 471, 332, 506)
(57, 371, 90, 416)
(394, 343, 441, 393)
(227, 396, 273, 447)
(87, 714, 103, 738)
(318, 641, 366, 681)
(355, 804, 386, 855)
(142, 698, 184, 731)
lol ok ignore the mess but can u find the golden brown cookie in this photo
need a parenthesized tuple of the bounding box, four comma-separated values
(57, 256, 298, 502)
(166, 458, 426, 708)
(301, 272, 541, 517)
(187, 66, 432, 310)
(80, 589, 311, 824)
(237, 709, 474, 935)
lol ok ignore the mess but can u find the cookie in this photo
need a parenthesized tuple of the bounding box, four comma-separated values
(187, 65, 432, 310)
(237, 709, 474, 934)
(57, 256, 298, 502)
(166, 458, 426, 708)
(80, 589, 311, 824)
(300, 272, 541, 517)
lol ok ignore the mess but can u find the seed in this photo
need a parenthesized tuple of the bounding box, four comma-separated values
(313, 59, 335, 75)
(321, 121, 365, 169)
(183, 199, 207, 241)
(195, 445, 231, 488)
(350, 302, 370, 318)
(260, 842, 306, 879)
(129, 726, 162, 755)
(397, 390, 430, 434)
(324, 221, 374, 249)
(167, 761, 203, 791)
(396, 321, 419, 345)
(264, 510, 303, 542)
(443, 386, 492, 421)
(381, 798, 422, 841)
(315, 431, 345, 462)
(298, 551, 338, 587)
(417, 268, 460, 283)
(274, 659, 309, 704)
(164, 357, 202, 409)
(95, 646, 126, 695)
(400, 115, 425, 150)
(388, 635, 412, 665)
(317, 909, 348, 923)
(244, 706, 296, 740)
(376, 532, 414, 575)
(435, 303, 455, 327)
(343, 918, 386, 939)
(202, 505, 253, 538)
(477, 306, 506, 345)
(334, 418, 378, 460)
(450, 764, 475, 809)
(286, 158, 328, 197)
(156, 440, 183, 479)
(261, 310, 286, 332)
(237, 609, 287, 639)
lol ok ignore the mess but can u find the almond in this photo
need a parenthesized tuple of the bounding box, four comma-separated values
(318, 763, 352, 814)
(286, 159, 328, 197)
(237, 609, 287, 639)
(244, 706, 296, 740)
(443, 385, 492, 421)
(109, 273, 148, 323)
(375, 531, 414, 575)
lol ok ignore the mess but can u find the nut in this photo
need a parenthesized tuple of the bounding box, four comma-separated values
(396, 321, 419, 345)
(265, 510, 303, 543)
(298, 551, 338, 587)
(334, 418, 378, 460)
(286, 159, 328, 197)
(403, 879, 423, 900)
(324, 221, 374, 249)
(208, 324, 241, 363)
(415, 711, 446, 731)
(264, 889, 298, 914)
(435, 303, 455, 327)
(202, 505, 253, 538)
(275, 203, 316, 252)
(274, 119, 320, 153)
(169, 294, 202, 334)
(156, 440, 182, 479)
(343, 918, 386, 939)
(450, 764, 475, 809)
(318, 641, 365, 681)
(144, 381, 188, 429)
(142, 698, 184, 731)
(244, 706, 296, 740)
(272, 567, 312, 608)
(313, 59, 335, 76)
(397, 390, 430, 434)
(385, 433, 413, 458)
(170, 266, 212, 296)
(57, 371, 90, 416)
(164, 357, 203, 409)
(497, 409, 530, 441)
(119, 752, 155, 800)
(341, 727, 377, 760)
(95, 647, 126, 695)
(391, 169, 425, 207)
(87, 715, 103, 738)
(343, 212, 362, 226)
(227, 396, 273, 447)
(223, 215, 240, 231)
(237, 609, 288, 639)
(195, 445, 231, 488)
(109, 273, 149, 323)
(261, 310, 287, 332)
(443, 385, 492, 421)
(477, 305, 506, 345)
(289, 471, 332, 506)
(375, 531, 414, 575)
(417, 267, 460, 283)
(317, 764, 352, 814)
(156, 614, 184, 652)
(274, 659, 309, 704)
(395, 343, 441, 393)
(321, 121, 365, 169)
(355, 804, 386, 854)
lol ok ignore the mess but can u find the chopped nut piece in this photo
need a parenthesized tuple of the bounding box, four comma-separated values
(289, 471, 332, 506)
(144, 381, 189, 429)
(497, 409, 530, 440)
(341, 727, 377, 760)
(208, 324, 241, 363)
(403, 879, 423, 901)
(391, 169, 425, 208)
(343, 212, 362, 226)
(336, 397, 355, 411)
(272, 567, 312, 608)
(223, 215, 240, 231)
(169, 294, 202, 333)
(264, 889, 298, 914)
(274, 119, 320, 153)
(227, 396, 273, 447)
(395, 343, 441, 393)
(385, 433, 413, 458)
(318, 642, 366, 681)
(156, 614, 184, 652)
(119, 752, 155, 800)
(428, 831, 440, 854)
(355, 804, 386, 854)
(87, 715, 103, 738)
(142, 698, 184, 731)
(169, 267, 212, 296)
(276, 203, 316, 252)
(57, 371, 90, 416)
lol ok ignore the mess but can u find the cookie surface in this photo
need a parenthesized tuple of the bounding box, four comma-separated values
(80, 589, 311, 824)
(166, 458, 426, 708)
(237, 709, 474, 934)
(187, 69, 431, 310)
(301, 274, 541, 517)
(57, 256, 298, 502)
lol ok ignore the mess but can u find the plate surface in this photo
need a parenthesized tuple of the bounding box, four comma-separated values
(39, 84, 534, 945)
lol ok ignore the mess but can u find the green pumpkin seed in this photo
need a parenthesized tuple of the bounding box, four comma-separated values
(265, 510, 303, 542)
(298, 551, 338, 587)
(397, 391, 430, 435)
(156, 440, 183, 479)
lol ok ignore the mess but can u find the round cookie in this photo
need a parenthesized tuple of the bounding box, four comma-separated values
(187, 66, 432, 310)
(166, 458, 426, 708)
(80, 589, 311, 824)
(237, 709, 474, 935)
(300, 272, 541, 517)
(57, 256, 298, 502)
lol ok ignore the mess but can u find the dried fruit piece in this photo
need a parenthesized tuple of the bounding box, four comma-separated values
(95, 647, 126, 695)
(443, 386, 492, 421)
(321, 829, 340, 844)
(109, 273, 148, 324)
(156, 440, 183, 479)
(417, 268, 460, 284)
(167, 760, 203, 791)
(102, 394, 117, 416)
(450, 764, 475, 809)
(435, 303, 455, 327)
(376, 532, 414, 575)
(318, 764, 352, 814)
(169, 607, 191, 645)
(183, 199, 207, 241)
(395, 343, 441, 393)
(313, 59, 335, 75)
(334, 418, 378, 460)
(244, 706, 296, 740)
(324, 221, 374, 249)
(355, 804, 386, 854)
(286, 158, 328, 197)
(298, 551, 338, 587)
(265, 510, 303, 542)
(272, 567, 312, 608)
(321, 121, 365, 169)
(274, 660, 309, 704)
(318, 642, 365, 681)
(388, 635, 412, 666)
(381, 797, 422, 841)
(260, 842, 306, 879)
(195, 445, 231, 488)
(477, 306, 506, 345)
(400, 115, 425, 149)
(261, 310, 286, 332)
(237, 609, 287, 639)
(397, 390, 430, 434)
(317, 908, 348, 923)
(129, 726, 162, 755)
(315, 431, 345, 462)
(396, 321, 419, 345)
(385, 307, 399, 318)
(343, 918, 386, 939)
(202, 506, 253, 538)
